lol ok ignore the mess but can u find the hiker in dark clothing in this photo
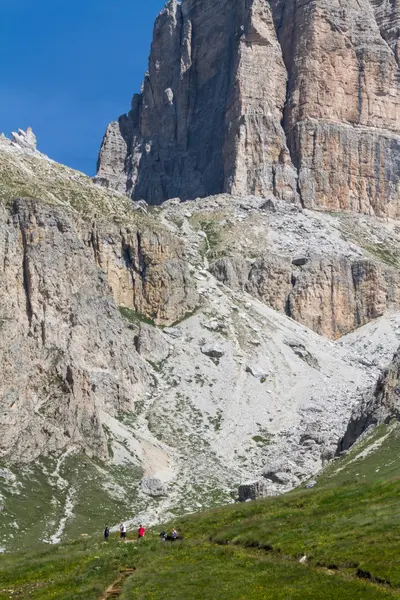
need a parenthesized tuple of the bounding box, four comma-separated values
(160, 530, 166, 542)
(104, 526, 110, 541)
(164, 528, 183, 541)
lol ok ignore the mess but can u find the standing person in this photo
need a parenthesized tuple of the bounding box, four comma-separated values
(120, 522, 127, 539)
(138, 524, 146, 539)
(104, 525, 110, 541)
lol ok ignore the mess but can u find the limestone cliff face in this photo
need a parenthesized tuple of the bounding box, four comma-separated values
(371, 0, 400, 64)
(96, 0, 298, 205)
(0, 134, 198, 329)
(0, 198, 197, 462)
(97, 0, 400, 216)
(87, 221, 198, 325)
(272, 0, 400, 216)
(0, 200, 145, 461)
(373, 347, 400, 420)
(210, 254, 400, 339)
(288, 258, 399, 339)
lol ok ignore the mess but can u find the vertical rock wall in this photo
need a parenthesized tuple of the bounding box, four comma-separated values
(210, 253, 400, 340)
(0, 200, 149, 461)
(371, 0, 400, 64)
(0, 199, 197, 462)
(96, 0, 298, 205)
(270, 0, 400, 216)
(88, 222, 198, 325)
(223, 0, 298, 201)
(97, 0, 400, 215)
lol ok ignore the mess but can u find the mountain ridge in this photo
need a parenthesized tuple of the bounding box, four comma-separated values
(3, 0, 400, 554)
(2, 132, 400, 550)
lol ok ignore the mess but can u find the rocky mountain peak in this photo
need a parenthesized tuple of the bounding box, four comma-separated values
(95, 0, 299, 205)
(96, 0, 400, 216)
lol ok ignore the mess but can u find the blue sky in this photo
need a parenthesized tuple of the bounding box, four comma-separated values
(0, 0, 165, 175)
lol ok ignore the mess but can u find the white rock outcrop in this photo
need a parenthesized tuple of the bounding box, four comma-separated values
(11, 127, 37, 151)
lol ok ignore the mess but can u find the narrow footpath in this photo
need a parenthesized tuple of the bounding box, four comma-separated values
(100, 569, 136, 599)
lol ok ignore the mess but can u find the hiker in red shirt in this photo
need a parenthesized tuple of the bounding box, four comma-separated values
(138, 524, 146, 539)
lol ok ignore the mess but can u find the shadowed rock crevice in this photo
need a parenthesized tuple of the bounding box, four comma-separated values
(370, 0, 400, 66)
(15, 206, 34, 327)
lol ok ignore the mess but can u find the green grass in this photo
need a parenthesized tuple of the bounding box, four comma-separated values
(0, 143, 132, 220)
(2, 424, 400, 598)
(0, 454, 143, 552)
(338, 216, 400, 268)
(171, 424, 400, 587)
(189, 213, 228, 260)
(121, 543, 396, 600)
(118, 306, 155, 326)
(252, 434, 271, 445)
(1, 535, 398, 600)
(364, 243, 400, 268)
(0, 537, 133, 600)
(0, 138, 172, 241)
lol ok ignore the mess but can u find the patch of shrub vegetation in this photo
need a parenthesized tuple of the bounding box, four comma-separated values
(118, 306, 155, 326)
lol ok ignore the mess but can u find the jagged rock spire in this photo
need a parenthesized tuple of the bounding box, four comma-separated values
(11, 127, 37, 151)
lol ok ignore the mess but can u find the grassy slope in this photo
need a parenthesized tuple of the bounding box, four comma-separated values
(0, 141, 131, 218)
(0, 454, 146, 553)
(0, 140, 163, 236)
(173, 424, 400, 584)
(2, 423, 400, 599)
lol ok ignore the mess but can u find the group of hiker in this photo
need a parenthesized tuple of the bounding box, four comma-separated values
(103, 522, 180, 541)
(159, 527, 180, 541)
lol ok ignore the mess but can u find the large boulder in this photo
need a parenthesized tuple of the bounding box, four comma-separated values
(262, 458, 303, 487)
(238, 480, 267, 502)
(135, 324, 171, 365)
(201, 343, 224, 359)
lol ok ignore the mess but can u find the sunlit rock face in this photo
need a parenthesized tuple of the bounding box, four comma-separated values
(97, 0, 400, 215)
(96, 0, 299, 205)
(270, 0, 400, 217)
